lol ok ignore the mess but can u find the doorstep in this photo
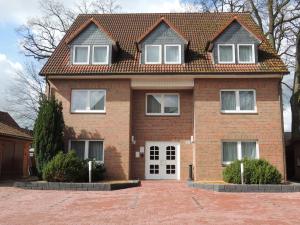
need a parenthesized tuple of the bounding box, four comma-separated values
(14, 180, 141, 191)
(187, 181, 300, 192)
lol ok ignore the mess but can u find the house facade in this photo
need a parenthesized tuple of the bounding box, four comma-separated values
(40, 13, 288, 181)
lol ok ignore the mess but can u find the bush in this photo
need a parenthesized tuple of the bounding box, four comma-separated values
(34, 96, 65, 176)
(223, 159, 282, 184)
(42, 151, 105, 182)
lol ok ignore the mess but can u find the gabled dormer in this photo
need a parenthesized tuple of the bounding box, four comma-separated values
(207, 17, 262, 64)
(136, 17, 188, 65)
(65, 18, 117, 65)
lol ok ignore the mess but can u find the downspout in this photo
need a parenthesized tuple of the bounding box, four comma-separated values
(45, 75, 51, 99)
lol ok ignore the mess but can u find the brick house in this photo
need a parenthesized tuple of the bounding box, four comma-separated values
(40, 13, 288, 181)
(0, 112, 32, 178)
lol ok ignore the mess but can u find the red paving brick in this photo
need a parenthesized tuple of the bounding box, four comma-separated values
(0, 181, 299, 225)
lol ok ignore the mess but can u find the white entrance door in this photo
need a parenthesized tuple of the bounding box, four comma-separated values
(145, 142, 180, 180)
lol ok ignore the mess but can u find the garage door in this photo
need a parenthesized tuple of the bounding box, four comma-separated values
(1, 141, 24, 177)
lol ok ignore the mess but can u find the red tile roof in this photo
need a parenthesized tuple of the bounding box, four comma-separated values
(40, 13, 288, 76)
(0, 112, 33, 140)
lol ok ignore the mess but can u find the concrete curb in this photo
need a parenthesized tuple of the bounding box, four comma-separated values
(14, 180, 141, 191)
(187, 181, 300, 192)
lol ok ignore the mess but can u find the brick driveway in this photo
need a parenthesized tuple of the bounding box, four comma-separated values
(0, 181, 300, 225)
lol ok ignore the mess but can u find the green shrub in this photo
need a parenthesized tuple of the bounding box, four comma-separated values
(223, 159, 282, 184)
(42, 151, 106, 182)
(34, 96, 65, 176)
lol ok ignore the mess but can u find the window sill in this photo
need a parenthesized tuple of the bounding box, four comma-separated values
(71, 111, 106, 114)
(145, 113, 180, 117)
(220, 111, 258, 115)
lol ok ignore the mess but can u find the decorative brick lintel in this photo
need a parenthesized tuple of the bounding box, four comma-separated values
(187, 181, 300, 192)
(14, 180, 141, 191)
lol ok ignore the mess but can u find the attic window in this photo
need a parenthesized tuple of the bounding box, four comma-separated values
(218, 44, 235, 64)
(165, 45, 181, 64)
(73, 45, 90, 64)
(92, 45, 109, 65)
(238, 44, 255, 63)
(145, 45, 161, 64)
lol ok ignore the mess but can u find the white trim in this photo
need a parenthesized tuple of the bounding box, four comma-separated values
(145, 93, 180, 116)
(218, 44, 235, 64)
(71, 89, 106, 113)
(92, 45, 109, 65)
(237, 44, 255, 64)
(73, 45, 90, 65)
(145, 141, 180, 180)
(220, 89, 257, 113)
(221, 140, 259, 165)
(68, 139, 104, 163)
(145, 45, 162, 64)
(164, 44, 181, 64)
(131, 78, 194, 90)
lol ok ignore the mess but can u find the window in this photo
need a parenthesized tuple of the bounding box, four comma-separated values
(222, 141, 258, 165)
(238, 44, 255, 63)
(71, 89, 106, 113)
(145, 45, 161, 64)
(146, 93, 179, 115)
(73, 45, 90, 64)
(92, 45, 109, 65)
(218, 44, 235, 63)
(164, 45, 181, 64)
(220, 90, 256, 113)
(69, 140, 104, 161)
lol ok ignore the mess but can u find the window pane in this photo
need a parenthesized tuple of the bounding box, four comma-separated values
(90, 91, 105, 110)
(221, 91, 236, 110)
(88, 141, 103, 161)
(165, 46, 180, 63)
(242, 142, 256, 159)
(74, 46, 89, 63)
(72, 91, 88, 111)
(93, 46, 108, 63)
(147, 95, 161, 113)
(223, 142, 238, 162)
(219, 45, 233, 62)
(164, 95, 179, 113)
(70, 141, 85, 160)
(239, 91, 255, 111)
(239, 45, 253, 62)
(146, 46, 160, 63)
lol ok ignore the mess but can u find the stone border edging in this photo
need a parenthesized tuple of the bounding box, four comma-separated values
(187, 181, 300, 192)
(14, 180, 141, 191)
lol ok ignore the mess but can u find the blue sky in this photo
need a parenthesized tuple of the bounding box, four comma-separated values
(0, 0, 294, 131)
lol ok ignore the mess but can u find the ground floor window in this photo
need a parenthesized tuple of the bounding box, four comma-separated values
(69, 140, 104, 162)
(222, 141, 258, 165)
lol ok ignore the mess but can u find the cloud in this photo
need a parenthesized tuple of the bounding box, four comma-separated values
(0, 53, 23, 110)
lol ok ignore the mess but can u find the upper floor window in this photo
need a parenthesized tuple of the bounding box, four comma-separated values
(220, 90, 256, 113)
(73, 45, 90, 64)
(145, 45, 161, 64)
(92, 45, 109, 65)
(146, 93, 180, 115)
(238, 44, 255, 63)
(71, 89, 106, 113)
(218, 44, 235, 64)
(164, 45, 181, 64)
(222, 141, 259, 165)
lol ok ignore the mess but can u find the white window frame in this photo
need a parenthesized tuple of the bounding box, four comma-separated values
(145, 45, 162, 64)
(164, 44, 181, 64)
(68, 140, 104, 162)
(73, 45, 90, 65)
(145, 93, 180, 116)
(237, 44, 255, 64)
(220, 89, 257, 113)
(71, 89, 106, 113)
(92, 45, 109, 65)
(222, 141, 259, 165)
(217, 44, 235, 64)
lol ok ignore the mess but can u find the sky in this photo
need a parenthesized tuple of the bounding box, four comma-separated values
(0, 0, 294, 131)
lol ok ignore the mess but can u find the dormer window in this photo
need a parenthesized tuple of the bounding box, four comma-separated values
(218, 44, 235, 64)
(92, 45, 109, 65)
(73, 45, 90, 64)
(145, 45, 161, 64)
(238, 44, 255, 63)
(165, 45, 181, 64)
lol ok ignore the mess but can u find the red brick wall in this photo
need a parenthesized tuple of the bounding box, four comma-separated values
(193, 78, 285, 181)
(131, 90, 194, 180)
(50, 79, 131, 180)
